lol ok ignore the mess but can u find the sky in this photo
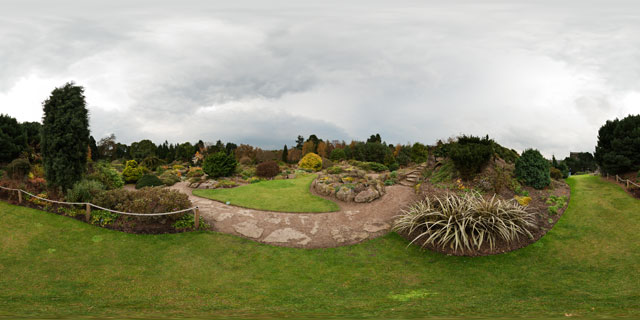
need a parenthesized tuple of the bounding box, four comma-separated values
(1, 0, 639, 158)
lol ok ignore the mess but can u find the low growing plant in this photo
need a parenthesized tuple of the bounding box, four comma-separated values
(136, 174, 164, 189)
(394, 191, 536, 252)
(90, 210, 119, 227)
(66, 179, 105, 203)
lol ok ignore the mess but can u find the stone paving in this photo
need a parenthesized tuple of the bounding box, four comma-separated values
(170, 181, 416, 248)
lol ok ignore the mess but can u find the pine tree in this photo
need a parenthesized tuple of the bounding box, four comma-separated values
(282, 145, 289, 163)
(41, 82, 90, 190)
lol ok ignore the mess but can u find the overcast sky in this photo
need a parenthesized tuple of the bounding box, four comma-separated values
(1, 0, 638, 158)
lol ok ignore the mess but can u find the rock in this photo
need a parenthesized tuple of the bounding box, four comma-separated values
(336, 187, 355, 202)
(374, 181, 386, 196)
(188, 182, 201, 188)
(354, 188, 380, 203)
(363, 220, 390, 233)
(263, 228, 311, 245)
(198, 181, 216, 189)
(287, 174, 297, 179)
(232, 220, 264, 238)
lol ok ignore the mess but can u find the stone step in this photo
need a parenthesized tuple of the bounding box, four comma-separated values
(399, 181, 416, 187)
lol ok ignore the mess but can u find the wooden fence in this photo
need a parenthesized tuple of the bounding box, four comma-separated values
(614, 175, 640, 189)
(0, 185, 200, 226)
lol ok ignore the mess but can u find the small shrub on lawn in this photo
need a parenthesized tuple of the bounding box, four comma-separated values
(550, 167, 563, 180)
(449, 135, 493, 179)
(515, 149, 550, 189)
(172, 213, 209, 230)
(136, 174, 164, 189)
(66, 179, 105, 203)
(6, 158, 30, 179)
(256, 161, 280, 178)
(298, 153, 322, 171)
(203, 152, 237, 178)
(394, 191, 536, 252)
(327, 166, 344, 174)
(158, 170, 181, 186)
(122, 160, 144, 183)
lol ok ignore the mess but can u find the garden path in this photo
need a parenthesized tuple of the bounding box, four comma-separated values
(170, 182, 416, 248)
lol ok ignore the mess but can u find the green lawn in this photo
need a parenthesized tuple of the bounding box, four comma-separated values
(0, 175, 638, 318)
(192, 174, 339, 212)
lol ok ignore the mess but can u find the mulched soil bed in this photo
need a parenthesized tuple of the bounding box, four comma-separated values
(400, 179, 571, 257)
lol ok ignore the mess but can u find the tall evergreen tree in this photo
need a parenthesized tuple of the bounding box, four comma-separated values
(282, 145, 289, 163)
(0, 114, 26, 162)
(41, 82, 90, 190)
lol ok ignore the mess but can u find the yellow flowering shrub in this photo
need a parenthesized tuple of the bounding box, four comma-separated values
(515, 195, 532, 206)
(298, 153, 323, 171)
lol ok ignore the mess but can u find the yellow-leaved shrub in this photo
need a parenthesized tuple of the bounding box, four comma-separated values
(298, 152, 323, 171)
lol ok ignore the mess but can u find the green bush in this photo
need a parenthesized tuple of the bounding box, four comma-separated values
(87, 162, 124, 190)
(140, 156, 164, 171)
(298, 153, 322, 171)
(330, 148, 346, 161)
(135, 174, 164, 189)
(6, 158, 31, 179)
(256, 161, 280, 178)
(203, 152, 237, 178)
(326, 166, 344, 174)
(66, 179, 105, 203)
(388, 162, 400, 172)
(550, 167, 563, 180)
(515, 149, 550, 189)
(122, 160, 144, 183)
(90, 210, 119, 227)
(410, 143, 429, 163)
(394, 191, 536, 252)
(158, 170, 181, 186)
(366, 162, 388, 172)
(172, 213, 209, 230)
(449, 135, 493, 179)
(546, 195, 567, 215)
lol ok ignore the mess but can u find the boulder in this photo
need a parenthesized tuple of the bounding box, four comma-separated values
(336, 187, 356, 202)
(373, 181, 386, 196)
(354, 188, 380, 203)
(198, 181, 216, 189)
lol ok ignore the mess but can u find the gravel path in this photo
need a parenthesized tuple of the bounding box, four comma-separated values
(169, 181, 417, 248)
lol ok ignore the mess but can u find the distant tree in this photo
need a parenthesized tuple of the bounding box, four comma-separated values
(316, 141, 327, 158)
(306, 134, 320, 152)
(552, 155, 558, 168)
(97, 134, 117, 160)
(295, 135, 304, 150)
(225, 142, 237, 155)
(129, 139, 157, 162)
(0, 114, 26, 163)
(41, 82, 90, 190)
(175, 142, 195, 162)
(367, 133, 382, 144)
(595, 114, 640, 174)
(302, 140, 315, 155)
(88, 136, 99, 161)
(287, 148, 302, 163)
(203, 151, 237, 178)
(282, 145, 289, 163)
(21, 121, 41, 154)
(410, 142, 429, 163)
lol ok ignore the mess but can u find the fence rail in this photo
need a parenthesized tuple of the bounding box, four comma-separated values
(0, 185, 200, 225)
(615, 175, 640, 189)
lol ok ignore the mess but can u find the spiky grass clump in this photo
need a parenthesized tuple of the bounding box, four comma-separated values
(394, 192, 536, 252)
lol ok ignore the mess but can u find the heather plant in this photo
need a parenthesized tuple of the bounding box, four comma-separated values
(256, 161, 280, 178)
(394, 191, 536, 252)
(515, 149, 550, 189)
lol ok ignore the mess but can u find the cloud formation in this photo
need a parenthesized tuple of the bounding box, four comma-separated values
(1, 0, 639, 157)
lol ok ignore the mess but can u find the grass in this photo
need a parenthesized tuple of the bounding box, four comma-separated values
(0, 175, 638, 318)
(192, 174, 339, 212)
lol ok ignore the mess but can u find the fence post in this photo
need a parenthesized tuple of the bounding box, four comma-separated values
(627, 180, 630, 188)
(85, 204, 91, 222)
(17, 190, 22, 204)
(194, 207, 200, 230)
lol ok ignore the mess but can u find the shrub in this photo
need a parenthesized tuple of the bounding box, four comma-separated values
(90, 210, 119, 227)
(367, 162, 388, 172)
(515, 149, 550, 189)
(172, 213, 208, 230)
(322, 157, 334, 169)
(595, 114, 640, 174)
(247, 177, 262, 184)
(549, 167, 563, 180)
(136, 174, 164, 189)
(449, 135, 493, 179)
(514, 195, 532, 206)
(388, 162, 400, 172)
(410, 143, 429, 163)
(158, 170, 181, 186)
(239, 156, 252, 165)
(298, 153, 322, 171)
(256, 161, 280, 178)
(140, 156, 163, 171)
(122, 160, 144, 183)
(217, 179, 238, 188)
(6, 158, 31, 179)
(330, 148, 346, 161)
(187, 167, 205, 178)
(93, 187, 192, 224)
(394, 192, 536, 252)
(88, 162, 124, 190)
(66, 179, 105, 203)
(203, 152, 237, 178)
(326, 166, 344, 174)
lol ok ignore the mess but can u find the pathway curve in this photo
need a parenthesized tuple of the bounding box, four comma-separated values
(169, 181, 417, 248)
